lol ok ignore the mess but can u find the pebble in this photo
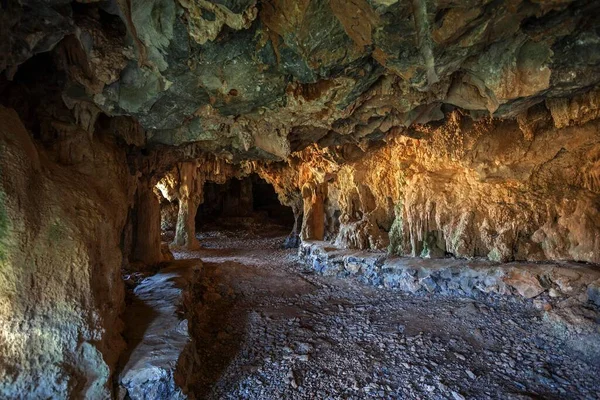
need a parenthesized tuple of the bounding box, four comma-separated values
(181, 227, 600, 399)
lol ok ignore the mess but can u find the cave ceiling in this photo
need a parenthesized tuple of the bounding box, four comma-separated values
(1, 0, 600, 160)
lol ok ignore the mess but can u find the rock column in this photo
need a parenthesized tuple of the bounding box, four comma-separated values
(173, 162, 201, 250)
(131, 179, 162, 265)
(284, 203, 303, 248)
(301, 182, 326, 241)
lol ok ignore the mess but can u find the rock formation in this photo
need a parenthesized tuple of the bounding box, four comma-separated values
(291, 107, 600, 263)
(1, 0, 600, 397)
(131, 179, 164, 266)
(0, 106, 133, 398)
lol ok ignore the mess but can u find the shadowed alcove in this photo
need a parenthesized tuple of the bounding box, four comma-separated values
(197, 174, 295, 229)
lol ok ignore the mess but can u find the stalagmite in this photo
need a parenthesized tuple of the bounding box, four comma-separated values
(284, 205, 304, 248)
(301, 182, 327, 241)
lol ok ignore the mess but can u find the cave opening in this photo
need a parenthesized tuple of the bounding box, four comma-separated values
(196, 174, 295, 234)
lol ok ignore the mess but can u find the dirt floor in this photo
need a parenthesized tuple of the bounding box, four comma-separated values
(166, 222, 600, 400)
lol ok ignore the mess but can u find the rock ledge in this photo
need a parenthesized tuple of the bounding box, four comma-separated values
(300, 241, 600, 304)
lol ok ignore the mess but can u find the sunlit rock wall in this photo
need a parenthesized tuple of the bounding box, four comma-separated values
(293, 102, 600, 263)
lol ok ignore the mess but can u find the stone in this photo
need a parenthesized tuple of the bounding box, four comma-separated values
(452, 391, 466, 400)
(4, 0, 599, 161)
(119, 264, 197, 400)
(172, 163, 203, 250)
(282, 111, 600, 264)
(420, 276, 437, 293)
(161, 243, 175, 262)
(504, 270, 545, 299)
(533, 300, 552, 311)
(345, 261, 362, 275)
(283, 232, 301, 248)
(0, 107, 133, 399)
(299, 241, 600, 303)
(131, 181, 163, 265)
(587, 280, 600, 307)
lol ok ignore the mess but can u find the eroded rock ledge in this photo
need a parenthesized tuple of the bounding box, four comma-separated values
(300, 241, 600, 307)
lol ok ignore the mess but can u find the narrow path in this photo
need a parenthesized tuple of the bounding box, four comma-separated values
(175, 225, 599, 399)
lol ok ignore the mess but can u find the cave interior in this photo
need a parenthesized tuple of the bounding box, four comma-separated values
(1, 0, 600, 398)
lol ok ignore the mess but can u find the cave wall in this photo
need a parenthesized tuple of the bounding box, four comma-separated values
(160, 198, 179, 235)
(293, 103, 600, 263)
(0, 107, 135, 398)
(151, 101, 600, 265)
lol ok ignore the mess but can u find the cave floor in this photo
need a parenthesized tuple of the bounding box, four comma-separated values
(170, 223, 600, 400)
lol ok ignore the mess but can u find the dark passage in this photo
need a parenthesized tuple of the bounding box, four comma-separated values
(197, 174, 294, 228)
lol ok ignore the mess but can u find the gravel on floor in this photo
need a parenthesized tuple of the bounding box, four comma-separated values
(171, 223, 600, 400)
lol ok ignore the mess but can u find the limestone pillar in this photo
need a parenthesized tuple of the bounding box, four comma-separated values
(284, 203, 303, 248)
(301, 181, 326, 241)
(131, 180, 162, 265)
(173, 162, 201, 249)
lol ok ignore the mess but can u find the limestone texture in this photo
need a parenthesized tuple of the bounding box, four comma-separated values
(0, 107, 134, 398)
(287, 111, 600, 264)
(119, 262, 199, 399)
(1, 0, 600, 397)
(2, 0, 599, 158)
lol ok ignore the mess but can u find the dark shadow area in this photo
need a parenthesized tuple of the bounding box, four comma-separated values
(178, 260, 249, 399)
(117, 283, 160, 375)
(0, 51, 65, 140)
(196, 174, 294, 229)
(251, 175, 295, 226)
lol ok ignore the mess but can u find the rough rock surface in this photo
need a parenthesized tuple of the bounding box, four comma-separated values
(2, 0, 600, 158)
(0, 107, 134, 398)
(119, 262, 199, 399)
(285, 111, 600, 264)
(131, 182, 164, 266)
(300, 241, 600, 305)
(2, 0, 600, 397)
(3, 0, 599, 267)
(174, 226, 600, 399)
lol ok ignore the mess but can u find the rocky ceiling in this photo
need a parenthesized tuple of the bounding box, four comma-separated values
(2, 0, 600, 160)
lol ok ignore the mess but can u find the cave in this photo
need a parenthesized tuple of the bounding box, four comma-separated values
(196, 174, 295, 228)
(2, 0, 600, 398)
